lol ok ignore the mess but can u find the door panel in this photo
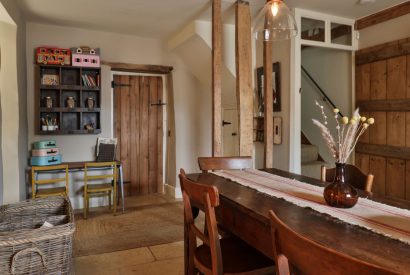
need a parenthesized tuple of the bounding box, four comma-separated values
(129, 76, 140, 194)
(114, 75, 163, 195)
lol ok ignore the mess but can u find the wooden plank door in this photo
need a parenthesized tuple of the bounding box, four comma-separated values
(355, 38, 410, 202)
(114, 75, 163, 195)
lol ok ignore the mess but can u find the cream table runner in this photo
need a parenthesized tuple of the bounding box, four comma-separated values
(211, 169, 410, 245)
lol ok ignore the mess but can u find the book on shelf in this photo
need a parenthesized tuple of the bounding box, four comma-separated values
(82, 74, 99, 87)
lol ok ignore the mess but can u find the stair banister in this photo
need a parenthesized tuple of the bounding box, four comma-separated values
(301, 66, 344, 118)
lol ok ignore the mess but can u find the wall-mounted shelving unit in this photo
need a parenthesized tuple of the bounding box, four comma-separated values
(37, 64, 101, 135)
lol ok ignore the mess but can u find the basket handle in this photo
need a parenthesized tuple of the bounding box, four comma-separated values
(11, 247, 48, 274)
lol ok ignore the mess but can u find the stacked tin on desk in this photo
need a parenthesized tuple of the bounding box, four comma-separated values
(31, 140, 62, 166)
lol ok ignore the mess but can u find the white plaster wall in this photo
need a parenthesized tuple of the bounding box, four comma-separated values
(358, 13, 410, 49)
(162, 54, 203, 194)
(254, 39, 291, 171)
(170, 21, 237, 109)
(26, 22, 205, 204)
(197, 84, 212, 158)
(0, 21, 20, 203)
(0, 0, 28, 203)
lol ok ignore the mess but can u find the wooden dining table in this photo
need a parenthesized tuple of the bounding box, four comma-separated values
(186, 168, 410, 274)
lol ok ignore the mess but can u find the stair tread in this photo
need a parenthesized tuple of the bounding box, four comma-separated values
(301, 144, 319, 162)
(301, 160, 327, 166)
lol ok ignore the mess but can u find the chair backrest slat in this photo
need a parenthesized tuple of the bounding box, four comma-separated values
(268, 210, 396, 275)
(198, 156, 252, 173)
(321, 164, 374, 193)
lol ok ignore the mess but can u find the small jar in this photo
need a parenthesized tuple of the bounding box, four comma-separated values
(45, 96, 53, 108)
(66, 96, 75, 108)
(87, 97, 95, 109)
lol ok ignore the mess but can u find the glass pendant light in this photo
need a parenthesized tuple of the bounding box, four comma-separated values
(254, 0, 298, 41)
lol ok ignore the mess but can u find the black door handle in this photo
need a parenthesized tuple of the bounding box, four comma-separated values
(222, 120, 232, 126)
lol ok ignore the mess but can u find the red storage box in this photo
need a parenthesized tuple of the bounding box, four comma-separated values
(36, 47, 71, 65)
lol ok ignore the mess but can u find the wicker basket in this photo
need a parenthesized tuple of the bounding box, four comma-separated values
(0, 196, 75, 275)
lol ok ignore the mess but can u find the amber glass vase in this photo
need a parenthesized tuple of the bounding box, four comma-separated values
(323, 163, 358, 208)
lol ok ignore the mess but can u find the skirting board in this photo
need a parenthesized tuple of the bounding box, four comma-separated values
(165, 184, 182, 199)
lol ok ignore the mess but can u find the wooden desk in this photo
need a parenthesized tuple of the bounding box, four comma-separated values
(31, 161, 125, 214)
(187, 168, 410, 274)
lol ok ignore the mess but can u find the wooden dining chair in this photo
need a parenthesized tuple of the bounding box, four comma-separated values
(198, 156, 253, 173)
(179, 169, 274, 275)
(31, 164, 69, 198)
(268, 210, 396, 275)
(83, 162, 117, 219)
(320, 164, 374, 192)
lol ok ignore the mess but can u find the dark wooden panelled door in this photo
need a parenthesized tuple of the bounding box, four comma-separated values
(113, 75, 163, 195)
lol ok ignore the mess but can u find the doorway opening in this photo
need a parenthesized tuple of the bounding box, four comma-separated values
(300, 46, 352, 179)
(290, 8, 356, 174)
(112, 71, 166, 196)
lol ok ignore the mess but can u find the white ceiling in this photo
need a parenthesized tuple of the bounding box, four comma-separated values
(16, 0, 211, 39)
(16, 0, 409, 40)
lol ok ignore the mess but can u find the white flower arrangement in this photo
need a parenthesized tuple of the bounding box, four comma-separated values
(312, 101, 374, 164)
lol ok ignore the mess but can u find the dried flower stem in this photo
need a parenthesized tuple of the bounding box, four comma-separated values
(313, 103, 374, 164)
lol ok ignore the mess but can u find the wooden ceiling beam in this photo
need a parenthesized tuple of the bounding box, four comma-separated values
(355, 1, 410, 30)
(102, 61, 173, 74)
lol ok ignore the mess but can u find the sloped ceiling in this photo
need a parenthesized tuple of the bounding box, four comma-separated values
(16, 0, 409, 40)
(16, 0, 211, 39)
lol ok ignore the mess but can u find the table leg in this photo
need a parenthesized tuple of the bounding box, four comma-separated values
(119, 164, 125, 214)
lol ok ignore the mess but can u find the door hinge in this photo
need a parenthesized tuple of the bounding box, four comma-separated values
(111, 81, 132, 88)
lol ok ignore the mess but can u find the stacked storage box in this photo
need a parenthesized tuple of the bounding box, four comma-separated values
(31, 140, 62, 166)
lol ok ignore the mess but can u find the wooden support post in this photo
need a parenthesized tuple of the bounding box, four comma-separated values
(212, 0, 222, 157)
(264, 32, 273, 168)
(235, 0, 253, 157)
